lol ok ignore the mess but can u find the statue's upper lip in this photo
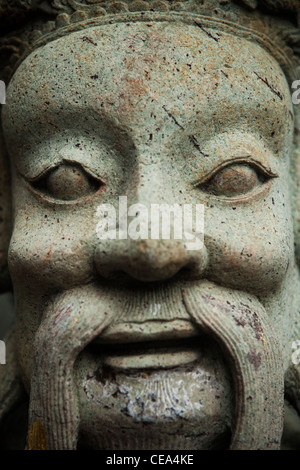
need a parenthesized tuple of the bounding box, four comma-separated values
(94, 319, 199, 344)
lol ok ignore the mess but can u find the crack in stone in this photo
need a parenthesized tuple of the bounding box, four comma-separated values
(188, 135, 209, 157)
(254, 72, 283, 100)
(162, 105, 185, 131)
(194, 22, 220, 42)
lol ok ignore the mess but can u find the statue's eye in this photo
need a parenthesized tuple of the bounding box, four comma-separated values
(199, 163, 273, 198)
(31, 163, 103, 201)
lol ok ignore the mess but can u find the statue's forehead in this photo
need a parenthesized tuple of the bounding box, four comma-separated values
(12, 21, 288, 89)
(6, 21, 291, 121)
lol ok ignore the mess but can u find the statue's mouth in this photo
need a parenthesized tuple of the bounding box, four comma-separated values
(88, 319, 200, 369)
(89, 335, 201, 370)
(89, 320, 200, 370)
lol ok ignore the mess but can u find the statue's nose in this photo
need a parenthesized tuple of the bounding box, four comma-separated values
(93, 160, 208, 282)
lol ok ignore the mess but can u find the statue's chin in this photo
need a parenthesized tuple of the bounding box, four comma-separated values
(75, 337, 234, 450)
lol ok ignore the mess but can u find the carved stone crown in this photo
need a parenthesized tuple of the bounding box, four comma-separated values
(0, 0, 299, 81)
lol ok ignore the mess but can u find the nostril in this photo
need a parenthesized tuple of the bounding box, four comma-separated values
(101, 261, 207, 286)
(94, 238, 208, 283)
(124, 260, 188, 282)
(122, 240, 191, 280)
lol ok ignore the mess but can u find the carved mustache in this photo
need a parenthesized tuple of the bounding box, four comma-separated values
(27, 281, 284, 450)
(28, 284, 120, 449)
(182, 282, 284, 450)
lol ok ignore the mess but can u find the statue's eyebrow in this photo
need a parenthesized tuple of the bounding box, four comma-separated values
(191, 98, 292, 158)
(7, 101, 136, 159)
(4, 95, 135, 149)
(157, 78, 292, 158)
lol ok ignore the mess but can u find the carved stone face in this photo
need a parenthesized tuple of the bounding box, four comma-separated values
(2, 20, 298, 449)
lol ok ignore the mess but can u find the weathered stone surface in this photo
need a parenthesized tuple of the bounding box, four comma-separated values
(0, 0, 299, 450)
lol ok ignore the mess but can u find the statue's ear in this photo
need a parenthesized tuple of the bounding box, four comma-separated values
(0, 124, 11, 292)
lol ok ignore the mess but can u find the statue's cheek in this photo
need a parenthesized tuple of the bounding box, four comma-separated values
(205, 232, 293, 293)
(7, 231, 94, 290)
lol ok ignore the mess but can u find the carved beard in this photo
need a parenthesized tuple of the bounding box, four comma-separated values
(27, 281, 284, 450)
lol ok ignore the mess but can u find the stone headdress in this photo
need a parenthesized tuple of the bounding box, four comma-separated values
(0, 0, 299, 82)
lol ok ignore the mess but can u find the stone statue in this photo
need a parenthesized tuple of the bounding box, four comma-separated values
(0, 0, 299, 450)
